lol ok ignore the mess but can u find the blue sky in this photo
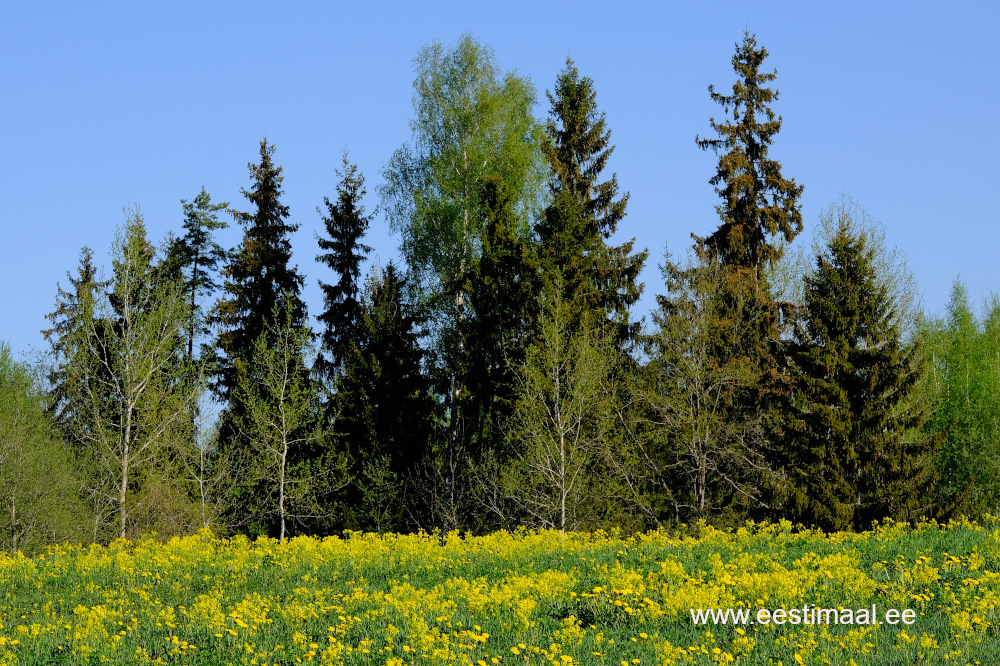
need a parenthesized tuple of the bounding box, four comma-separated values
(2, 1, 997, 359)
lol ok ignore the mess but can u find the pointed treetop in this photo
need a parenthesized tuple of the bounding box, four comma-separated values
(695, 31, 803, 271)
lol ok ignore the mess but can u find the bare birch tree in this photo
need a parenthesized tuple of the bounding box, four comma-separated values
(636, 249, 771, 523)
(67, 210, 196, 540)
(233, 299, 347, 541)
(502, 283, 614, 534)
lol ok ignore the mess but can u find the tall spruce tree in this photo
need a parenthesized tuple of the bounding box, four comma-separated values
(697, 34, 804, 512)
(216, 139, 307, 402)
(539, 59, 646, 345)
(694, 32, 803, 377)
(314, 155, 372, 386)
(465, 174, 539, 452)
(695, 32, 803, 273)
(42, 247, 107, 441)
(214, 140, 310, 532)
(780, 211, 930, 531)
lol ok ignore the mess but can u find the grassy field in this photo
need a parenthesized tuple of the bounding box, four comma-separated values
(0, 518, 997, 665)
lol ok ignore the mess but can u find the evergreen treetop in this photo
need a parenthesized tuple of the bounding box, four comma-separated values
(216, 139, 307, 399)
(542, 58, 626, 242)
(538, 59, 646, 345)
(315, 154, 373, 383)
(695, 32, 803, 273)
(164, 188, 230, 362)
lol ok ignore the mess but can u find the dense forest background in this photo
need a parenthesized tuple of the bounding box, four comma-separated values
(2, 33, 996, 552)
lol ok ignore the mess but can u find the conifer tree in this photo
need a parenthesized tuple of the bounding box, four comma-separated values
(780, 211, 930, 531)
(314, 155, 372, 386)
(672, 35, 805, 521)
(539, 59, 646, 345)
(694, 31, 804, 375)
(42, 247, 107, 441)
(695, 32, 803, 273)
(465, 174, 539, 450)
(163, 188, 231, 364)
(214, 141, 311, 532)
(215, 139, 308, 407)
(336, 263, 436, 531)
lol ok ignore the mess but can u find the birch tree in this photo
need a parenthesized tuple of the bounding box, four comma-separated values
(233, 299, 345, 540)
(380, 35, 544, 527)
(67, 210, 196, 540)
(0, 344, 89, 553)
(503, 282, 614, 534)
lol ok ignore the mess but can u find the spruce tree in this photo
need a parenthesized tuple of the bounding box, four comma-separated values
(314, 155, 372, 386)
(214, 140, 310, 533)
(780, 212, 929, 531)
(42, 246, 107, 441)
(695, 32, 803, 272)
(465, 174, 539, 451)
(694, 32, 804, 374)
(215, 139, 307, 403)
(539, 59, 646, 345)
(650, 33, 803, 522)
(336, 263, 436, 531)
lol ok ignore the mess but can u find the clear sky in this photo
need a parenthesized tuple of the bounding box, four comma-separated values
(2, 1, 997, 359)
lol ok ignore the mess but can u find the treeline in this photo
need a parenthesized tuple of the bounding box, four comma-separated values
(1, 33, 994, 551)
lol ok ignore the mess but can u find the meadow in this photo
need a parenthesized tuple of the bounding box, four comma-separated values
(0, 519, 997, 665)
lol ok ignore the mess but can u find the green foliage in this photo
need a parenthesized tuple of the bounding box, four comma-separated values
(380, 35, 545, 529)
(42, 245, 107, 447)
(919, 281, 1000, 516)
(639, 249, 770, 525)
(695, 31, 803, 272)
(315, 155, 373, 386)
(381, 34, 543, 325)
(464, 174, 539, 454)
(381, 35, 544, 302)
(771, 196, 920, 340)
(335, 263, 436, 532)
(539, 59, 647, 346)
(0, 343, 90, 554)
(163, 187, 231, 364)
(216, 139, 307, 405)
(355, 455, 404, 535)
(55, 211, 200, 541)
(779, 209, 931, 531)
